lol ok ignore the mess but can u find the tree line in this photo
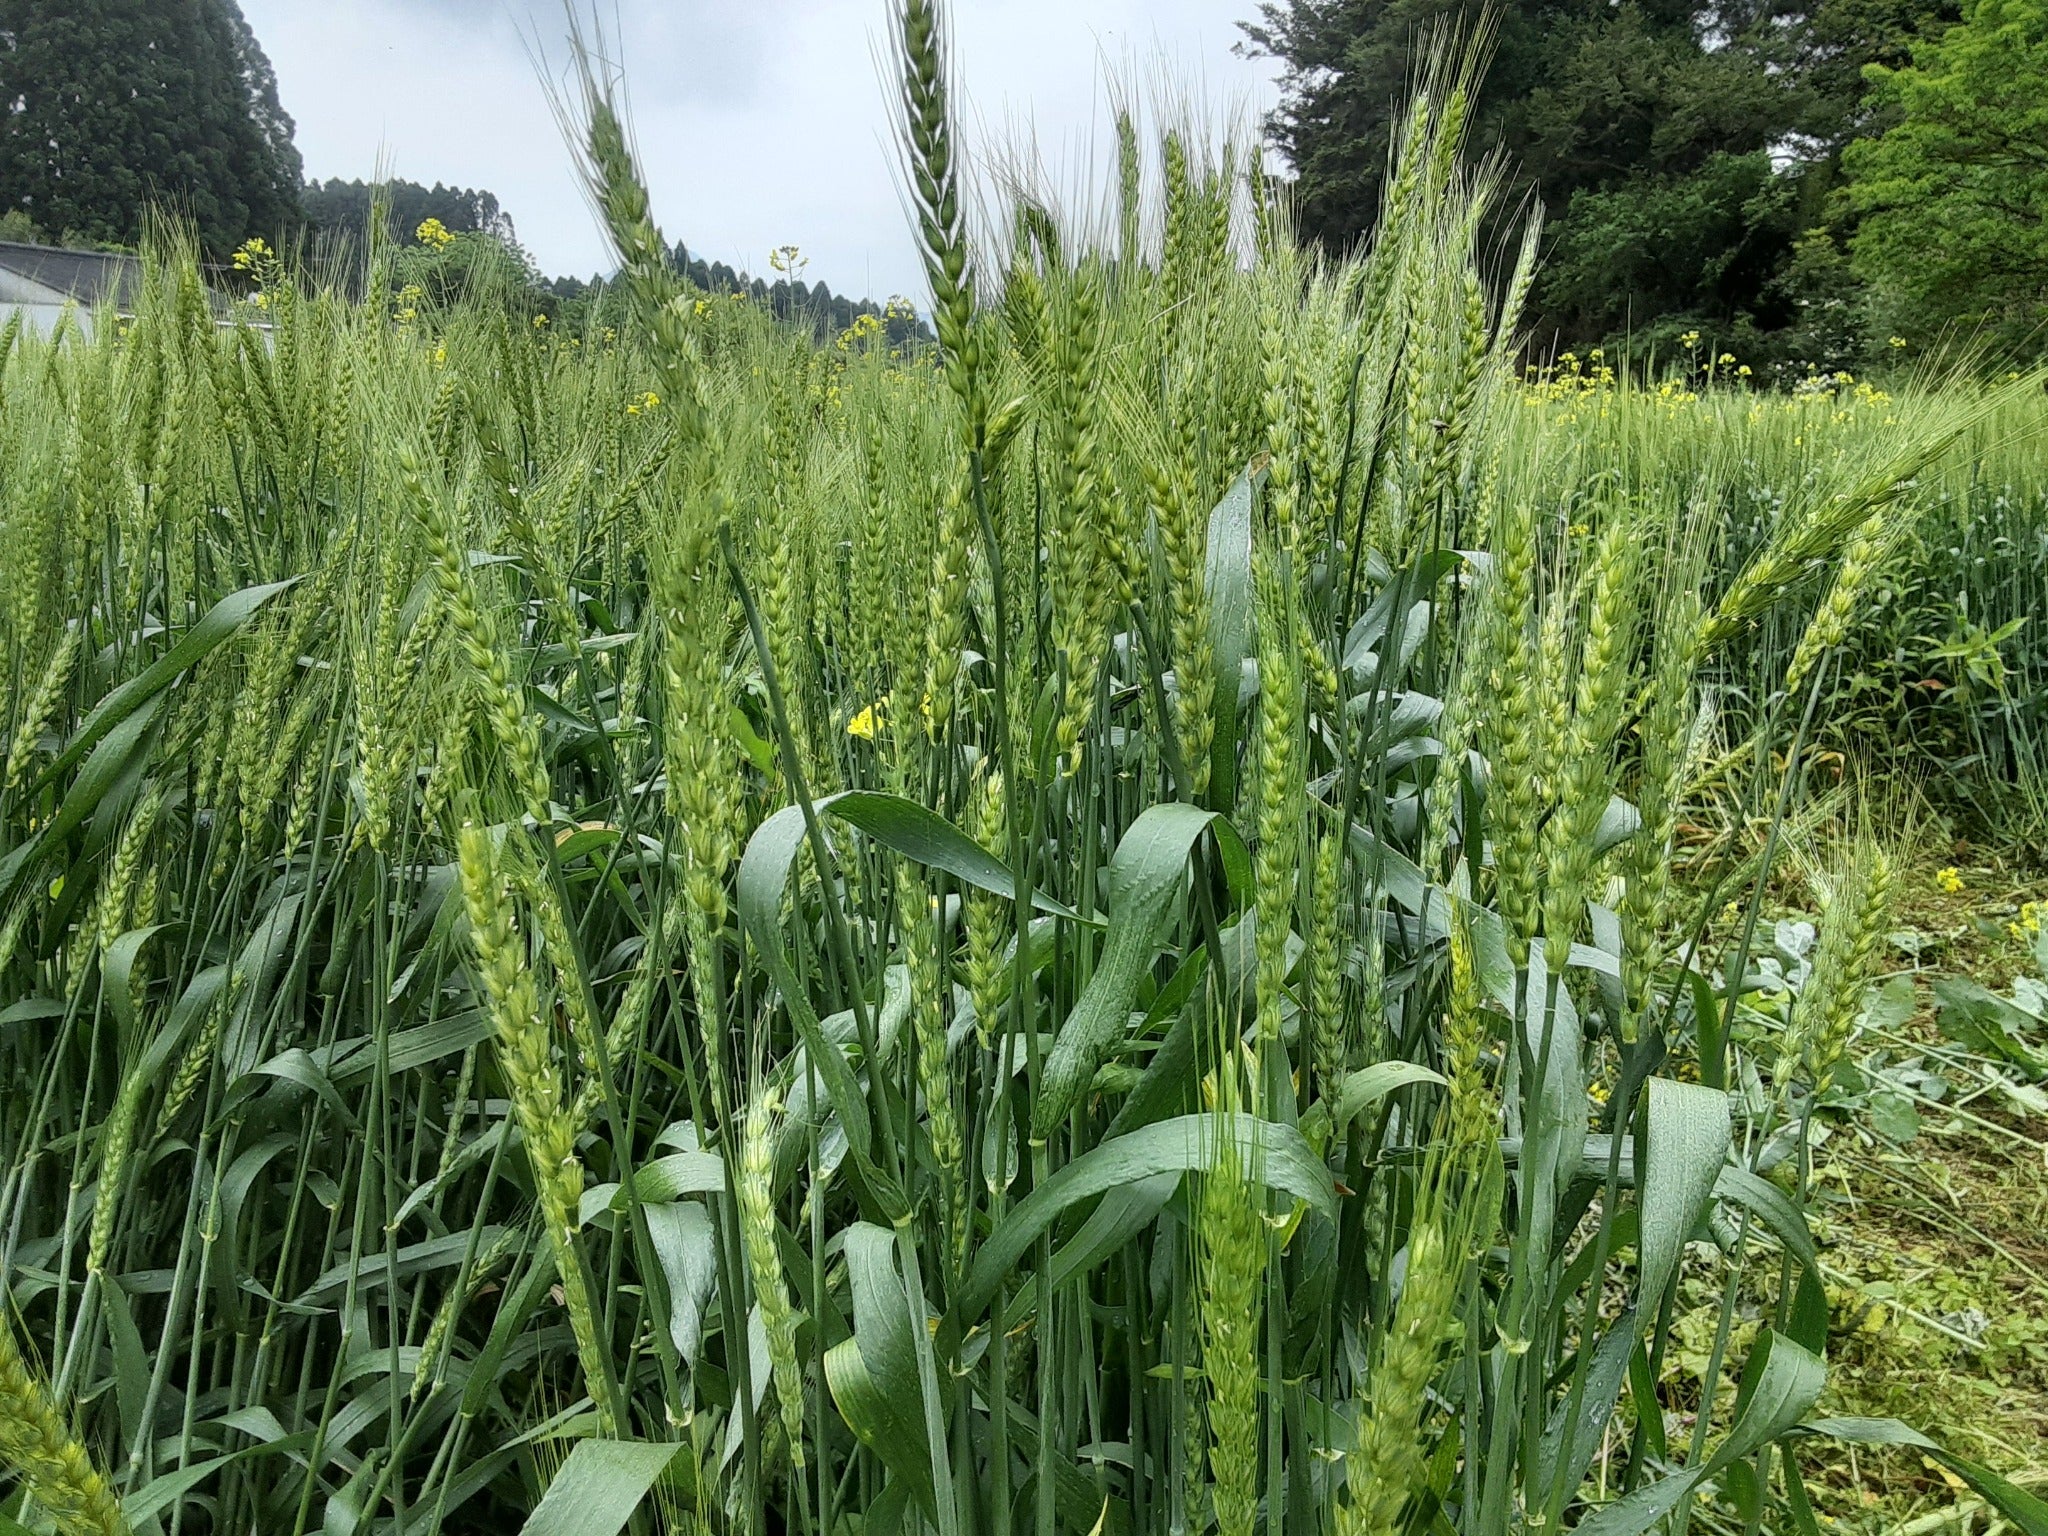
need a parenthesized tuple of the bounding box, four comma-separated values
(0, 0, 921, 341)
(3, 0, 2036, 363)
(1245, 0, 2048, 363)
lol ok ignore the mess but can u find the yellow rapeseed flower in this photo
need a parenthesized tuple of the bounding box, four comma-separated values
(1935, 866, 1964, 894)
(416, 217, 455, 251)
(847, 701, 887, 739)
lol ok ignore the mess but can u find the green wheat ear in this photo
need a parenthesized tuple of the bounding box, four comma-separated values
(894, 0, 983, 446)
(0, 1305, 129, 1536)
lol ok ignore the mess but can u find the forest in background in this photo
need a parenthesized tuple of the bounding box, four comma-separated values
(4, 0, 2043, 363)
(1246, 0, 2048, 365)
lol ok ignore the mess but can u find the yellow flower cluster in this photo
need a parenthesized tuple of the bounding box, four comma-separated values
(1524, 350, 1616, 413)
(416, 217, 456, 251)
(837, 311, 885, 351)
(231, 236, 273, 272)
(1935, 866, 1964, 894)
(2010, 900, 2044, 945)
(625, 390, 661, 417)
(847, 694, 935, 737)
(1696, 348, 1749, 385)
(1653, 377, 1700, 408)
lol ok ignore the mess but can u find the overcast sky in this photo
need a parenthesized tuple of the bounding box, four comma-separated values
(241, 1, 1282, 302)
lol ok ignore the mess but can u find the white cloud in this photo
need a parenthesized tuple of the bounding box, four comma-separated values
(242, 0, 1279, 300)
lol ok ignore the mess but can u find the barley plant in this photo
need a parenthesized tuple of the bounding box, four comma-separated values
(1, 6, 2045, 1533)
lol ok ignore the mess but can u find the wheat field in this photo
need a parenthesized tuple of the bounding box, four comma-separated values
(1, 5, 2045, 1533)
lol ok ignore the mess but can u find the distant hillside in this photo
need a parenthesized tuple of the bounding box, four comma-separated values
(551, 243, 930, 346)
(301, 175, 924, 342)
(302, 178, 516, 248)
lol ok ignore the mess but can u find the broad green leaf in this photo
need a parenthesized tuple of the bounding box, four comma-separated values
(233, 1046, 361, 1131)
(518, 1439, 690, 1536)
(985, 1405, 1135, 1535)
(0, 694, 161, 910)
(0, 996, 65, 1027)
(319, 1009, 493, 1082)
(1347, 686, 1443, 749)
(579, 1151, 727, 1223)
(822, 790, 1084, 921)
(46, 577, 296, 787)
(644, 1200, 718, 1365)
(1101, 949, 1209, 1139)
(1333, 1061, 1446, 1135)
(1341, 547, 1462, 671)
(1712, 1163, 1818, 1274)
(960, 1112, 1334, 1320)
(204, 887, 306, 1082)
(1798, 1419, 2048, 1536)
(1787, 1263, 1831, 1356)
(1345, 820, 1439, 922)
(218, 1134, 305, 1251)
(1036, 804, 1247, 1136)
(736, 803, 883, 1184)
(122, 1432, 316, 1524)
(1932, 976, 2047, 1072)
(101, 1274, 150, 1452)
(100, 921, 172, 1039)
(1594, 794, 1642, 855)
(300, 1229, 511, 1302)
(1002, 1171, 1180, 1329)
(461, 1241, 558, 1417)
(1518, 944, 1587, 1268)
(1572, 1332, 1825, 1536)
(778, 966, 913, 1179)
(1532, 1312, 1637, 1518)
(825, 1223, 939, 1521)
(1637, 1077, 1731, 1309)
